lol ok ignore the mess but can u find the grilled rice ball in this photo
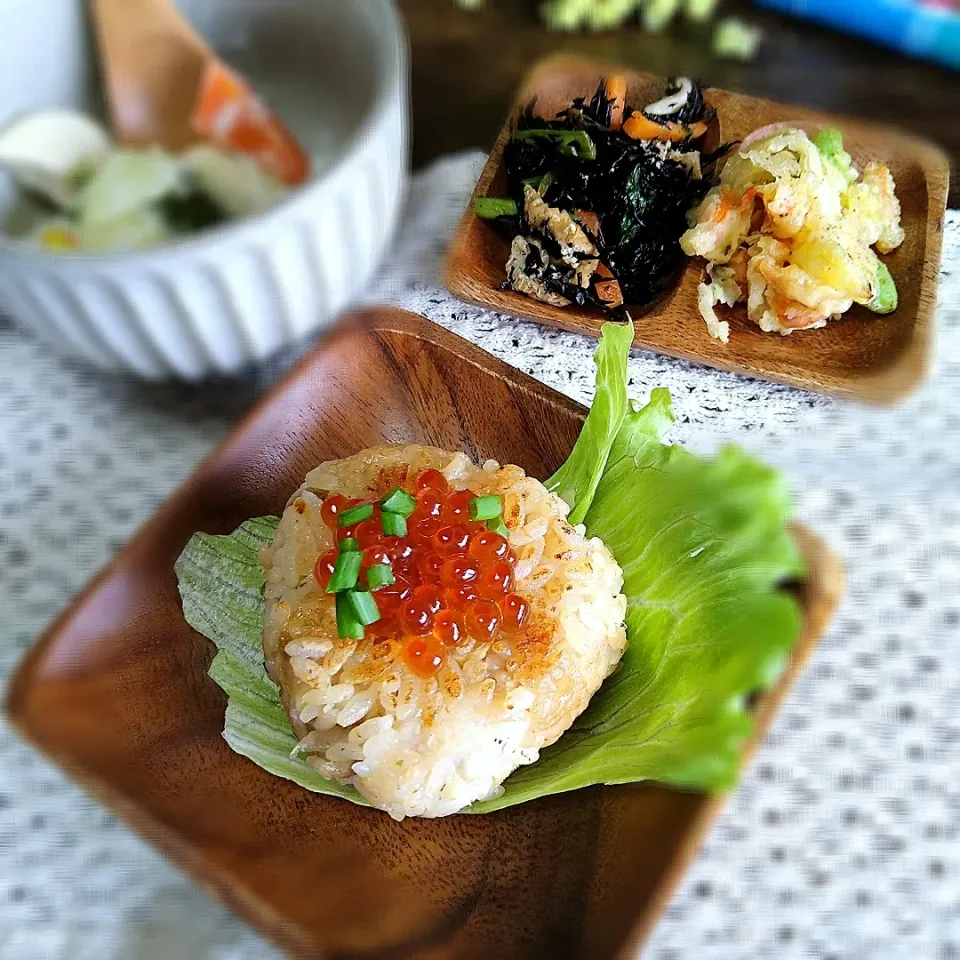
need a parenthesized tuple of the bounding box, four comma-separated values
(260, 444, 627, 819)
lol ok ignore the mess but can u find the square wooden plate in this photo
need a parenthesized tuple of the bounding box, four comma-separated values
(444, 55, 950, 405)
(7, 307, 842, 960)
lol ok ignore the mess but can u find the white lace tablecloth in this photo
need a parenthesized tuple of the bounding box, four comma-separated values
(1, 152, 958, 960)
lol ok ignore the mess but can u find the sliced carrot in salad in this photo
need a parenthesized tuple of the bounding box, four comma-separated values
(191, 61, 310, 186)
(604, 75, 627, 131)
(622, 111, 708, 143)
(593, 261, 623, 307)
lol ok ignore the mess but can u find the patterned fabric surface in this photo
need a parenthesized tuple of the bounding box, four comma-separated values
(0, 152, 958, 960)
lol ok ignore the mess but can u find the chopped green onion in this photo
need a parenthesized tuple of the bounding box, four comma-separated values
(475, 197, 518, 219)
(326, 550, 362, 593)
(338, 537, 360, 552)
(335, 592, 365, 640)
(512, 129, 596, 161)
(345, 589, 381, 626)
(381, 511, 407, 537)
(521, 172, 555, 195)
(338, 502, 373, 527)
(487, 517, 509, 538)
(379, 488, 417, 516)
(366, 563, 395, 590)
(469, 495, 503, 522)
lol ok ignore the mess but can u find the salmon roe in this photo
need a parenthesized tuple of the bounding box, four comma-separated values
(315, 470, 524, 678)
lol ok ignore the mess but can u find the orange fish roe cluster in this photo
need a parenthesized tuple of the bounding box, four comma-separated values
(313, 469, 530, 677)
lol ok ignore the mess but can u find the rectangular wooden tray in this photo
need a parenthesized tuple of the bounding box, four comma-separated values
(444, 54, 950, 404)
(7, 307, 843, 959)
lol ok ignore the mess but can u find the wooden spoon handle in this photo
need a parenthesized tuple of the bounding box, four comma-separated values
(89, 0, 211, 149)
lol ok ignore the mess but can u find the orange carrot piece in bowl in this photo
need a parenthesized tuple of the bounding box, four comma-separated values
(191, 60, 311, 186)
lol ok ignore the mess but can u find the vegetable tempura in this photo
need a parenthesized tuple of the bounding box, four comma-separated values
(681, 125, 903, 342)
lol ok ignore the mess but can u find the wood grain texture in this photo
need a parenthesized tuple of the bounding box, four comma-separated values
(6, 307, 842, 960)
(443, 55, 949, 405)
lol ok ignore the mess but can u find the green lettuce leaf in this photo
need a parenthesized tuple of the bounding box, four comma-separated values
(176, 518, 370, 806)
(176, 326, 805, 812)
(544, 320, 633, 524)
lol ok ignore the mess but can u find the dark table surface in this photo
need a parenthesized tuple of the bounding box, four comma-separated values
(400, 0, 959, 205)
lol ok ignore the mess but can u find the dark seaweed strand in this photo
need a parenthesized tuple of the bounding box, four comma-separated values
(587, 80, 613, 127)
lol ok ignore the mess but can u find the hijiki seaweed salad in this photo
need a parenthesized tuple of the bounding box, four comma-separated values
(476, 75, 719, 310)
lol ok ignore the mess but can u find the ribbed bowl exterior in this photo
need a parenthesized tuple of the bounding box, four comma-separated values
(0, 2, 408, 380)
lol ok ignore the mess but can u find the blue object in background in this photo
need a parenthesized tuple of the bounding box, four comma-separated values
(755, 0, 960, 69)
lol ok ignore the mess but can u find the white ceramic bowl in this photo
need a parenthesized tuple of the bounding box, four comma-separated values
(0, 0, 408, 379)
